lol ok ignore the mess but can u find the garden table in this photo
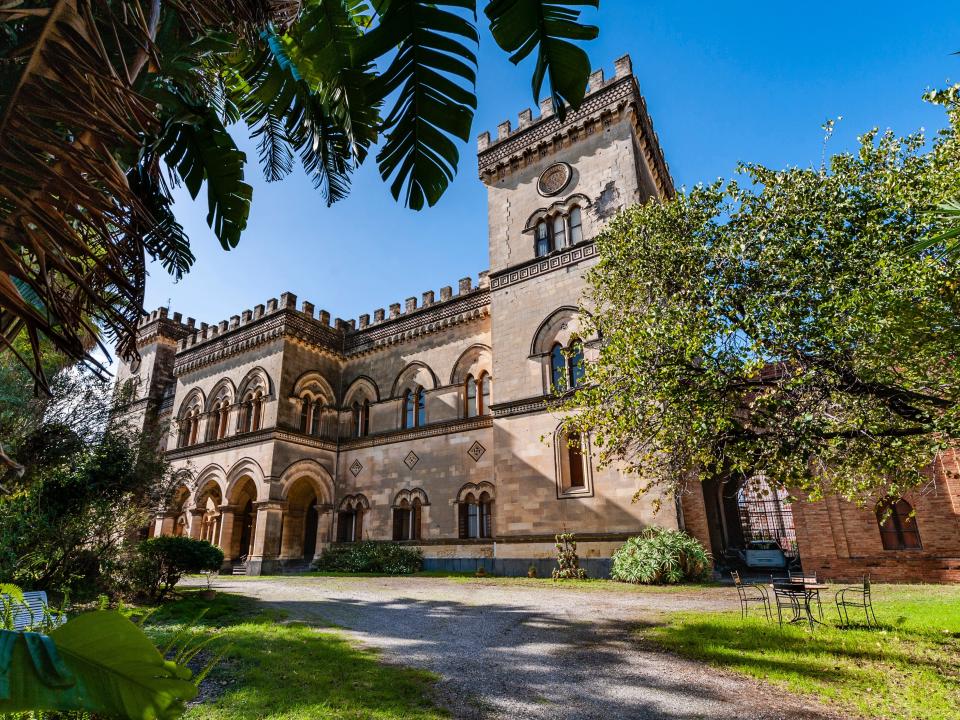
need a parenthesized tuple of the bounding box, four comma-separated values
(771, 581, 828, 629)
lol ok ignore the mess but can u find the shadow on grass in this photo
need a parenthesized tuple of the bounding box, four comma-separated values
(145, 591, 446, 720)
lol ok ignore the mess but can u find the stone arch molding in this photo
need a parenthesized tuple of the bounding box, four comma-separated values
(237, 366, 273, 400)
(205, 378, 236, 412)
(456, 481, 495, 503)
(339, 494, 370, 511)
(391, 361, 439, 398)
(392, 488, 429, 507)
(279, 459, 334, 504)
(449, 344, 492, 386)
(178, 388, 205, 417)
(530, 306, 592, 357)
(292, 370, 336, 403)
(342, 375, 380, 405)
(522, 193, 592, 233)
(224, 458, 267, 503)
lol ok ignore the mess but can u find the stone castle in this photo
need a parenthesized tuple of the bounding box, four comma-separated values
(119, 54, 960, 581)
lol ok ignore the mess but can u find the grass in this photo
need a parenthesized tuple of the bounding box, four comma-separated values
(642, 583, 960, 720)
(143, 590, 447, 720)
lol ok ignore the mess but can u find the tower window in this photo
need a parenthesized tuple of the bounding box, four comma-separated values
(533, 207, 584, 258)
(550, 340, 586, 392)
(876, 498, 922, 550)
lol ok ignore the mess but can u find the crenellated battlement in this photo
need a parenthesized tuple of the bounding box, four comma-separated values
(476, 55, 634, 153)
(475, 54, 673, 199)
(168, 270, 492, 365)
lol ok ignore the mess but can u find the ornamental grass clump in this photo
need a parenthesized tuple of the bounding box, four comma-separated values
(313, 542, 423, 574)
(611, 528, 711, 585)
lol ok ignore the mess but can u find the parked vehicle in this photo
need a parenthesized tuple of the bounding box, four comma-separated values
(738, 540, 788, 570)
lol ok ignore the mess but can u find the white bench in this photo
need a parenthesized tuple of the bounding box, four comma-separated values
(1, 590, 65, 631)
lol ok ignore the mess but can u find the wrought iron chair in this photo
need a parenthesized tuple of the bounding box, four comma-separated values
(772, 584, 805, 627)
(835, 575, 878, 628)
(731, 570, 770, 620)
(788, 570, 824, 620)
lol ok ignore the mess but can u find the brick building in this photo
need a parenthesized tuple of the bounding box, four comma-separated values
(117, 54, 959, 581)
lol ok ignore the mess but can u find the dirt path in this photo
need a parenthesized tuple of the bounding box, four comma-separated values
(206, 576, 844, 720)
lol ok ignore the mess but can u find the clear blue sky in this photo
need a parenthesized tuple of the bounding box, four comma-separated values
(144, 1, 960, 332)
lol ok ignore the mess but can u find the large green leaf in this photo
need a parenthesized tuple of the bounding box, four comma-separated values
(155, 94, 253, 250)
(485, 0, 599, 120)
(357, 0, 479, 209)
(910, 197, 960, 257)
(0, 611, 196, 719)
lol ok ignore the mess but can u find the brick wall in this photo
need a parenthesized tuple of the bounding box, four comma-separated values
(793, 450, 960, 583)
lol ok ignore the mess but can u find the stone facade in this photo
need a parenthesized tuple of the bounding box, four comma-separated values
(117, 55, 679, 575)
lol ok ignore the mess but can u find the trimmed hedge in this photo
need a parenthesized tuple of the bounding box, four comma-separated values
(312, 542, 423, 574)
(611, 528, 711, 585)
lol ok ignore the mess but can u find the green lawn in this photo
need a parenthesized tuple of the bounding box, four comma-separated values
(642, 584, 960, 720)
(143, 591, 446, 720)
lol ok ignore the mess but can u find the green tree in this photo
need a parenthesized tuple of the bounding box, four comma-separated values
(561, 88, 960, 504)
(0, 0, 601, 389)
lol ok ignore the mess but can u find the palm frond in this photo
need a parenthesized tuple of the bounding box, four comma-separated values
(911, 198, 960, 257)
(485, 0, 598, 120)
(357, 0, 479, 210)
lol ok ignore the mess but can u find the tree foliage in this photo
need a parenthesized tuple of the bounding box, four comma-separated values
(562, 88, 960, 504)
(132, 536, 224, 600)
(0, 0, 600, 390)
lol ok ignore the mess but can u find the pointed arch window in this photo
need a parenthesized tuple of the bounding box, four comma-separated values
(403, 390, 414, 429)
(392, 498, 422, 541)
(550, 343, 567, 391)
(569, 340, 585, 387)
(550, 341, 586, 392)
(361, 400, 370, 437)
(876, 498, 922, 550)
(300, 398, 310, 432)
(556, 427, 592, 496)
(552, 214, 566, 249)
(458, 492, 493, 539)
(535, 221, 551, 257)
(416, 387, 426, 427)
(480, 372, 491, 415)
(569, 207, 583, 244)
(465, 375, 478, 418)
(351, 402, 361, 438)
(310, 399, 322, 436)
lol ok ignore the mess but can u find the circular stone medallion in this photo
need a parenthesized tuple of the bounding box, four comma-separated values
(537, 162, 572, 197)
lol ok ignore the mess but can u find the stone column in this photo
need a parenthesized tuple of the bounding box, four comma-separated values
(279, 510, 305, 560)
(188, 509, 205, 540)
(217, 504, 238, 568)
(315, 504, 334, 559)
(248, 500, 286, 575)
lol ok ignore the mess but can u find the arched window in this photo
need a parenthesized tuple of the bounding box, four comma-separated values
(392, 498, 422, 541)
(568, 340, 585, 388)
(550, 343, 567, 391)
(351, 402, 361, 438)
(535, 220, 550, 257)
(361, 400, 370, 437)
(533, 207, 584, 258)
(465, 375, 478, 418)
(479, 372, 491, 416)
(552, 214, 566, 249)
(217, 403, 230, 440)
(458, 492, 493, 539)
(556, 428, 589, 495)
(311, 399, 322, 436)
(336, 498, 367, 543)
(402, 390, 413, 429)
(876, 498, 922, 550)
(569, 206, 583, 244)
(416, 387, 426, 427)
(251, 391, 263, 431)
(299, 398, 310, 432)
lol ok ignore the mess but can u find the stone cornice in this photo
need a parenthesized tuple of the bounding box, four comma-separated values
(166, 427, 338, 462)
(489, 241, 596, 291)
(490, 395, 556, 419)
(344, 289, 491, 356)
(340, 415, 493, 450)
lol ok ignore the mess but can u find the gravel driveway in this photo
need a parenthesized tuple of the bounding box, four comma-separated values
(206, 576, 844, 720)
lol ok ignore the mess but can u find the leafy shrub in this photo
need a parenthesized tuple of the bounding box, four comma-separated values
(312, 542, 422, 574)
(132, 536, 224, 600)
(611, 528, 711, 585)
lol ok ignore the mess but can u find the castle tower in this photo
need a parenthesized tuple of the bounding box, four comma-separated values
(480, 55, 677, 548)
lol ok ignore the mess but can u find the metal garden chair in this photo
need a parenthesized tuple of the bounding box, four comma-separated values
(789, 570, 824, 620)
(835, 575, 879, 628)
(731, 570, 770, 620)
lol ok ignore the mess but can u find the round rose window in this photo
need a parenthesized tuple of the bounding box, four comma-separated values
(537, 162, 572, 197)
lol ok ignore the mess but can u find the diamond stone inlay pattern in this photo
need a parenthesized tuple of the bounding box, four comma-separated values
(350, 459, 363, 477)
(467, 441, 486, 462)
(404, 451, 419, 469)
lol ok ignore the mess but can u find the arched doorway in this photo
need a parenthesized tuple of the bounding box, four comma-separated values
(280, 477, 322, 562)
(226, 476, 258, 562)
